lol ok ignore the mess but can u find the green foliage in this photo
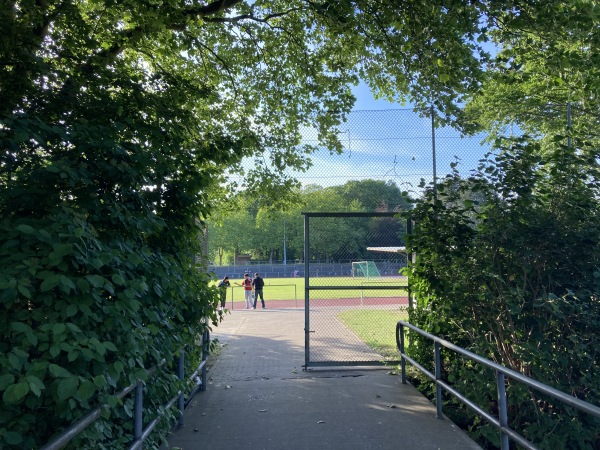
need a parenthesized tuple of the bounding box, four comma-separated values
(464, 0, 600, 149)
(0, 204, 215, 446)
(405, 138, 600, 448)
(0, 0, 475, 445)
(3, 0, 597, 447)
(209, 179, 411, 263)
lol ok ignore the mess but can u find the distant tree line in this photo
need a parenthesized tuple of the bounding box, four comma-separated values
(208, 179, 411, 265)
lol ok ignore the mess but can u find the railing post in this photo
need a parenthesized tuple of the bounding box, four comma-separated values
(397, 322, 407, 384)
(134, 382, 143, 446)
(434, 341, 443, 419)
(178, 351, 185, 428)
(496, 371, 510, 450)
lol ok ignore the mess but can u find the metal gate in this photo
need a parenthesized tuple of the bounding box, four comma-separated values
(302, 212, 410, 368)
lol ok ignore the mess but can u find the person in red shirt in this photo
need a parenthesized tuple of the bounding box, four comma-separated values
(238, 273, 254, 309)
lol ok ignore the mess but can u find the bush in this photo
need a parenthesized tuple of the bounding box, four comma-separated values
(0, 117, 219, 448)
(405, 137, 600, 449)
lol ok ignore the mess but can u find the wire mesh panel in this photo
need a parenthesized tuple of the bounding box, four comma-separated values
(303, 212, 409, 368)
(228, 108, 491, 198)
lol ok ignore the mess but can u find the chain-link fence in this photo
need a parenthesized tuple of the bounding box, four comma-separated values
(208, 108, 485, 365)
(230, 108, 491, 195)
(208, 108, 490, 269)
(302, 212, 409, 367)
(300, 108, 488, 192)
(209, 104, 596, 370)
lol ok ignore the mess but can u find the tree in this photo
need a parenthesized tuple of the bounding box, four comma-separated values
(404, 2, 600, 446)
(0, 0, 492, 208)
(463, 0, 600, 153)
(334, 179, 411, 248)
(334, 179, 410, 211)
(254, 209, 297, 262)
(209, 207, 256, 264)
(407, 139, 600, 448)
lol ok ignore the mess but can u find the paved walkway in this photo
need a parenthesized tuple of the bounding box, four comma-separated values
(166, 309, 481, 450)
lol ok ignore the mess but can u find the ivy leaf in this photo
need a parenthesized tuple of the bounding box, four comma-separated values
(26, 375, 45, 397)
(50, 243, 73, 259)
(40, 274, 61, 292)
(93, 375, 107, 388)
(111, 273, 125, 286)
(49, 345, 61, 358)
(16, 225, 35, 234)
(104, 341, 118, 352)
(86, 275, 106, 288)
(8, 354, 23, 371)
(11, 321, 32, 334)
(17, 283, 32, 299)
(59, 276, 77, 294)
(65, 304, 78, 317)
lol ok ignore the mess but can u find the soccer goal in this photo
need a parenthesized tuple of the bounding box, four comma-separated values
(351, 261, 381, 279)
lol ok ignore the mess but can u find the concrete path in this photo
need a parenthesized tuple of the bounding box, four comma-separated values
(166, 309, 481, 450)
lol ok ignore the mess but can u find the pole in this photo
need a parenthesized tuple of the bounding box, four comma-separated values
(431, 104, 437, 202)
(283, 218, 287, 265)
(407, 218, 414, 310)
(435, 341, 443, 419)
(304, 214, 310, 369)
(497, 371, 510, 450)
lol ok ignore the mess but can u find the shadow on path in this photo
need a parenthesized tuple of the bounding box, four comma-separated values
(166, 309, 481, 450)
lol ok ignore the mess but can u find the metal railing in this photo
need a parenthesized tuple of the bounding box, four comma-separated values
(41, 330, 210, 450)
(396, 321, 600, 450)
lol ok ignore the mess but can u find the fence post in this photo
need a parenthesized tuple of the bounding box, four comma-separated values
(177, 351, 185, 428)
(134, 382, 143, 445)
(496, 371, 510, 450)
(304, 213, 310, 369)
(434, 341, 443, 419)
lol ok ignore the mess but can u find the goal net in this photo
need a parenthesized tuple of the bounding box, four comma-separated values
(351, 261, 381, 279)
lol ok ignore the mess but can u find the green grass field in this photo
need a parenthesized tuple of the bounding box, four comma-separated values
(337, 309, 408, 359)
(212, 276, 408, 302)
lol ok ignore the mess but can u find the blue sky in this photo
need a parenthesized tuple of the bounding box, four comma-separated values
(351, 81, 400, 110)
(289, 83, 491, 194)
(234, 82, 492, 196)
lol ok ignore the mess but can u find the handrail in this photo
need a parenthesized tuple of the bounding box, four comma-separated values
(396, 320, 600, 450)
(41, 329, 210, 450)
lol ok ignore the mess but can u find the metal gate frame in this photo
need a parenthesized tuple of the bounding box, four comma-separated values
(302, 212, 412, 369)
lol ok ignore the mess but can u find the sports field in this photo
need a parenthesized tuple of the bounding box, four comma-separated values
(213, 276, 408, 308)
